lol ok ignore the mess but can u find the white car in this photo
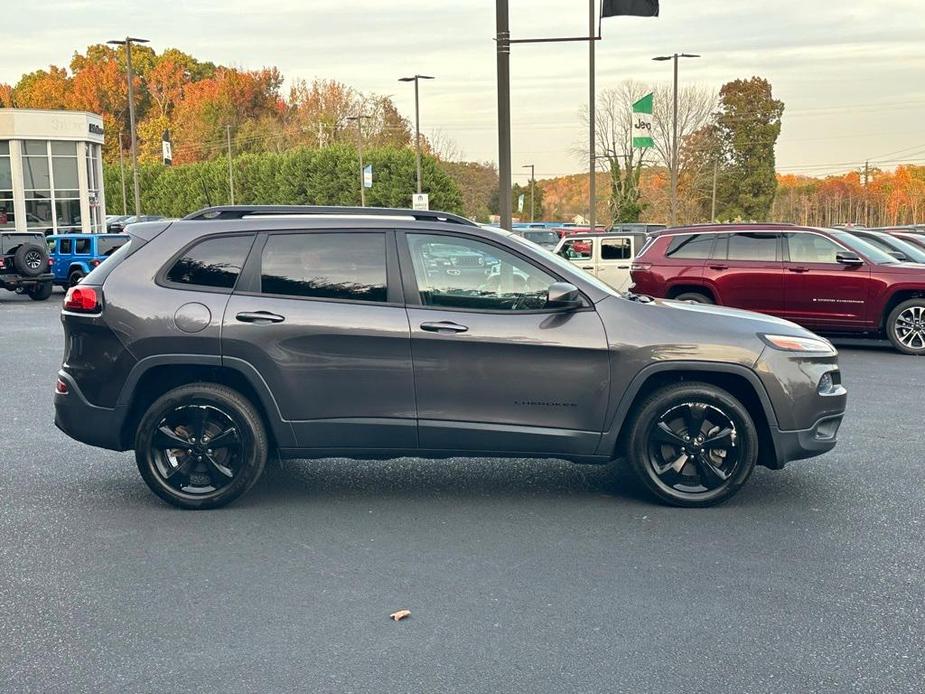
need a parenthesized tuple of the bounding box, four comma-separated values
(554, 231, 647, 292)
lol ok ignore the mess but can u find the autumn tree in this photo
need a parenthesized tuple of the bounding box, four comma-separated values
(0, 84, 13, 108)
(438, 160, 498, 221)
(714, 77, 784, 220)
(12, 67, 72, 109)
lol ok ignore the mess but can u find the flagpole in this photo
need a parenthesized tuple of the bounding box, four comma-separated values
(589, 0, 596, 230)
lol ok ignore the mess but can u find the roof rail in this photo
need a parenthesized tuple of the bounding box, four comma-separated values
(182, 205, 478, 226)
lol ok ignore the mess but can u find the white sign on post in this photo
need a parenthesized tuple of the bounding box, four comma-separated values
(363, 164, 373, 188)
(412, 193, 429, 211)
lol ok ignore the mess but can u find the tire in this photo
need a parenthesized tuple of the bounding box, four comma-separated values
(13, 243, 48, 277)
(27, 281, 53, 301)
(886, 298, 925, 355)
(134, 383, 269, 509)
(626, 382, 759, 507)
(673, 292, 714, 304)
(68, 270, 84, 288)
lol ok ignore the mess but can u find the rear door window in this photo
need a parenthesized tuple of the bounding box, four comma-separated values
(600, 237, 632, 260)
(725, 233, 779, 261)
(165, 235, 255, 290)
(260, 232, 387, 302)
(59, 238, 72, 254)
(74, 237, 91, 254)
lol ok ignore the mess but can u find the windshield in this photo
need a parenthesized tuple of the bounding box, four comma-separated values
(506, 233, 620, 297)
(524, 231, 559, 245)
(828, 230, 898, 264)
(863, 233, 925, 263)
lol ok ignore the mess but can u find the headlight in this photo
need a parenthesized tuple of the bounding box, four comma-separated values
(760, 334, 837, 354)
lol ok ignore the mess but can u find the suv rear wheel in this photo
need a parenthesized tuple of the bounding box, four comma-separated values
(134, 383, 269, 509)
(68, 270, 84, 287)
(626, 383, 758, 507)
(886, 298, 925, 355)
(27, 281, 53, 301)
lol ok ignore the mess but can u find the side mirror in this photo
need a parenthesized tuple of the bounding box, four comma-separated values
(836, 251, 863, 266)
(546, 282, 582, 310)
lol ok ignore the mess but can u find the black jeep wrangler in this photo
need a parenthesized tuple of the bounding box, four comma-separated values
(0, 232, 54, 300)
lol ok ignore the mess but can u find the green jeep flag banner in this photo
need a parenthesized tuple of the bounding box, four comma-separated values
(632, 93, 654, 149)
(602, 0, 659, 17)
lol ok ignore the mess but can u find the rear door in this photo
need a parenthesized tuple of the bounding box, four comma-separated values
(399, 230, 610, 456)
(55, 237, 73, 279)
(222, 229, 416, 450)
(705, 232, 785, 315)
(782, 232, 871, 328)
(596, 235, 636, 291)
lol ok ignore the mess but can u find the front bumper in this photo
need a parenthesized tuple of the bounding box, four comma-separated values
(768, 412, 844, 468)
(54, 370, 128, 451)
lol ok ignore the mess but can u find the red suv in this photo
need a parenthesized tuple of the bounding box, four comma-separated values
(630, 224, 925, 355)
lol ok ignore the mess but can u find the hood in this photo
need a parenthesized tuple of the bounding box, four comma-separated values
(873, 262, 925, 278)
(654, 297, 817, 335)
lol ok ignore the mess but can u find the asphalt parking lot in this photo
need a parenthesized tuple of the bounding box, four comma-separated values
(1, 291, 923, 693)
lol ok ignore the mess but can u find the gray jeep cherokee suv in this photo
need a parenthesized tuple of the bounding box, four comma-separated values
(54, 206, 847, 509)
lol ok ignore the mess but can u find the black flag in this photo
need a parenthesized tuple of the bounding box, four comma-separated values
(602, 0, 659, 17)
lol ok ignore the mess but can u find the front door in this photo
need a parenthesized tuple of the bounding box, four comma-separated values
(782, 232, 871, 328)
(222, 230, 416, 450)
(399, 231, 610, 456)
(596, 235, 636, 291)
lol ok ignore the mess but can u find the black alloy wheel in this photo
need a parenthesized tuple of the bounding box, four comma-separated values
(68, 271, 84, 288)
(627, 383, 758, 507)
(135, 384, 268, 509)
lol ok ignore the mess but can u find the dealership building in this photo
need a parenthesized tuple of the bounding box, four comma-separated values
(0, 108, 106, 234)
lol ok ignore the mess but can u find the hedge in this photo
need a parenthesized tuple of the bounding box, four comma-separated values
(103, 144, 464, 218)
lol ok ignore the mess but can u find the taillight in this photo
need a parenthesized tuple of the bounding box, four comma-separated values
(631, 262, 652, 271)
(55, 378, 69, 394)
(63, 286, 101, 313)
(91, 259, 101, 267)
(0, 258, 5, 269)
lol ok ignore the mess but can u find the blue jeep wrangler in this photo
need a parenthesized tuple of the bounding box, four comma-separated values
(47, 233, 129, 288)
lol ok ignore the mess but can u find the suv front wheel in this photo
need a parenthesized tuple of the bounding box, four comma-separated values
(626, 382, 758, 507)
(886, 298, 925, 355)
(134, 383, 269, 509)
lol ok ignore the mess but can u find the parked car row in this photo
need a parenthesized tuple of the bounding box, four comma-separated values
(629, 224, 925, 355)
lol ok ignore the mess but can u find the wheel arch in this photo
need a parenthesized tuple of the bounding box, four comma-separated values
(881, 289, 925, 331)
(665, 283, 717, 302)
(117, 357, 294, 451)
(602, 362, 780, 470)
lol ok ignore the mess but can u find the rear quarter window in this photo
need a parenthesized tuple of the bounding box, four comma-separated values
(165, 235, 255, 290)
(665, 233, 716, 259)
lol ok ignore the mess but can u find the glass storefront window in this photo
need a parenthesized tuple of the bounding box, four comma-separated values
(55, 199, 82, 231)
(52, 157, 79, 189)
(23, 155, 51, 190)
(0, 141, 12, 229)
(25, 198, 54, 231)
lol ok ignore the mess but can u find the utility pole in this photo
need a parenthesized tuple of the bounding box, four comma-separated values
(863, 159, 870, 226)
(107, 36, 149, 216)
(711, 158, 718, 222)
(226, 125, 235, 205)
(653, 53, 700, 226)
(496, 0, 512, 230)
(522, 164, 535, 221)
(118, 129, 127, 215)
(588, 0, 596, 229)
(399, 75, 435, 195)
(347, 114, 369, 206)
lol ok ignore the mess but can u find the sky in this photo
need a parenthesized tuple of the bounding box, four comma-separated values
(3, 0, 925, 183)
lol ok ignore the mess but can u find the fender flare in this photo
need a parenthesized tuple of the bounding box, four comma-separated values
(595, 360, 780, 457)
(116, 354, 296, 448)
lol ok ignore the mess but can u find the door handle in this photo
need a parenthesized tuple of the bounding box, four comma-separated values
(616, 265, 630, 269)
(420, 321, 468, 334)
(235, 311, 285, 324)
(709, 264, 729, 271)
(788, 266, 810, 273)
(579, 265, 595, 270)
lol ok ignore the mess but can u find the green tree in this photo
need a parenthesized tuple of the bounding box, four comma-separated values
(512, 181, 545, 221)
(439, 161, 498, 221)
(714, 77, 784, 220)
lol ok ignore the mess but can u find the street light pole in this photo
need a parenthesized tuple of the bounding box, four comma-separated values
(653, 53, 700, 226)
(226, 124, 235, 205)
(347, 115, 369, 206)
(108, 36, 149, 217)
(496, 0, 512, 231)
(117, 129, 127, 215)
(398, 74, 435, 195)
(588, 0, 596, 230)
(522, 164, 535, 221)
